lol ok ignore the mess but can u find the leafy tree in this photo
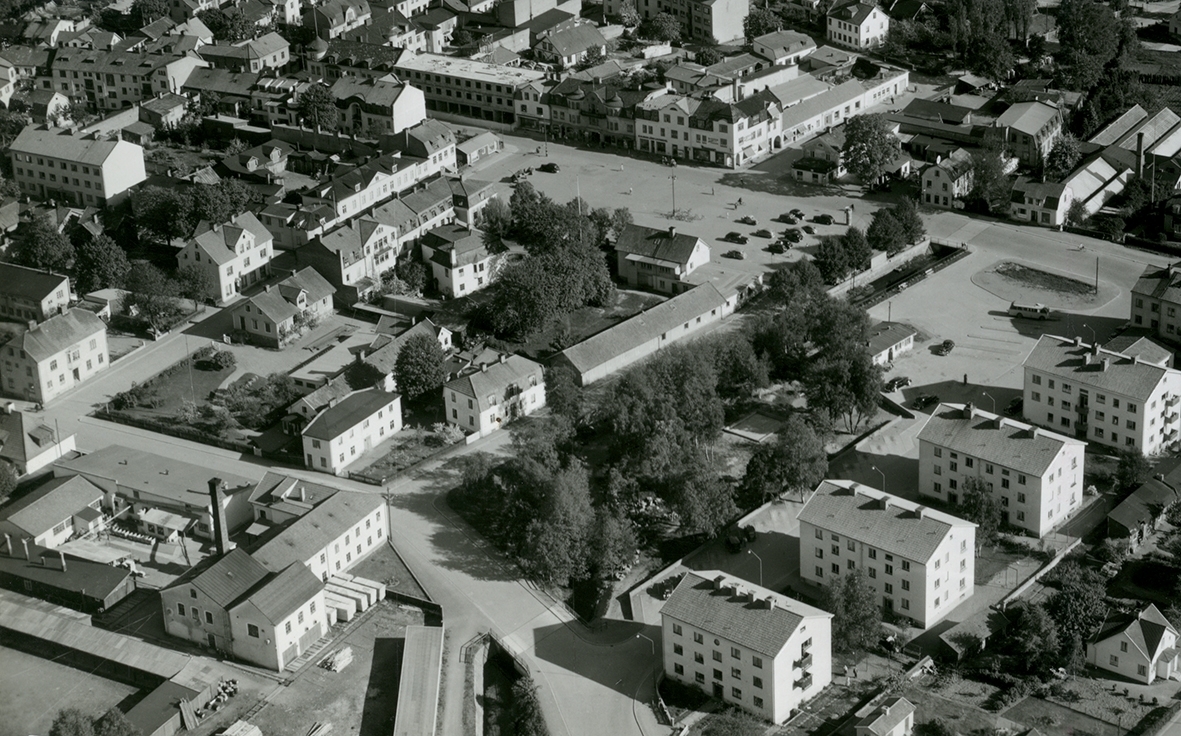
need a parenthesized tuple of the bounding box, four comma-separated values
(918, 719, 957, 736)
(394, 333, 447, 399)
(892, 197, 926, 244)
(132, 0, 168, 23)
(1093, 214, 1126, 241)
(743, 6, 780, 44)
(1116, 448, 1151, 490)
(476, 196, 512, 245)
(176, 264, 213, 302)
(1045, 564, 1108, 647)
(823, 569, 881, 653)
(510, 676, 551, 736)
(1066, 199, 1089, 227)
(804, 349, 880, 433)
(0, 461, 16, 501)
(13, 212, 74, 272)
(49, 709, 95, 736)
(668, 460, 737, 537)
(968, 134, 1013, 215)
(198, 7, 255, 41)
(589, 509, 638, 578)
(94, 708, 141, 736)
(0, 110, 29, 147)
(966, 27, 1013, 83)
(619, 0, 640, 26)
(1043, 133, 1081, 181)
(73, 234, 131, 293)
(1054, 0, 1119, 90)
(709, 332, 768, 402)
(959, 475, 1002, 543)
(695, 46, 723, 65)
(1006, 603, 1061, 675)
(701, 708, 764, 736)
(521, 464, 595, 586)
(394, 257, 426, 294)
(645, 12, 681, 42)
(738, 414, 827, 507)
(296, 83, 339, 131)
(814, 235, 851, 284)
(840, 226, 872, 271)
(867, 208, 906, 254)
(1004, 0, 1037, 40)
(190, 180, 261, 225)
(125, 262, 180, 333)
(841, 113, 901, 185)
(1074, 69, 1159, 139)
(133, 186, 194, 243)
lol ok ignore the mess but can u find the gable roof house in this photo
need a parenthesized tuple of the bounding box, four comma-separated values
(1086, 604, 1179, 683)
(0, 407, 77, 477)
(301, 388, 402, 475)
(419, 224, 495, 298)
(614, 224, 711, 295)
(0, 475, 104, 548)
(177, 212, 274, 304)
(444, 354, 545, 437)
(298, 218, 398, 306)
(996, 100, 1063, 166)
(1107, 457, 1181, 545)
(826, 1, 889, 50)
(229, 267, 334, 348)
(921, 148, 974, 208)
(752, 29, 818, 66)
(856, 697, 916, 736)
(329, 75, 427, 136)
(534, 23, 607, 68)
(0, 263, 71, 323)
(0, 308, 110, 404)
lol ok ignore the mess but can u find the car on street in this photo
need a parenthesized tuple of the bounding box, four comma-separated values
(753, 228, 772, 238)
(1006, 397, 1024, 416)
(723, 249, 746, 259)
(802, 225, 815, 234)
(539, 162, 560, 173)
(768, 241, 788, 254)
(783, 228, 802, 242)
(913, 394, 939, 411)
(813, 214, 834, 225)
(884, 376, 912, 392)
(737, 215, 757, 225)
(935, 339, 956, 355)
(722, 232, 749, 244)
(778, 213, 798, 224)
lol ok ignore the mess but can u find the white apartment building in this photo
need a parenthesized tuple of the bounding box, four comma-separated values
(50, 48, 206, 111)
(300, 153, 423, 222)
(392, 52, 545, 127)
(634, 93, 783, 169)
(177, 212, 274, 304)
(827, 1, 889, 49)
(1022, 335, 1181, 454)
(443, 354, 545, 437)
(1132, 261, 1181, 341)
(798, 480, 976, 629)
(302, 388, 402, 475)
(10, 126, 146, 207)
(329, 76, 426, 136)
(917, 403, 1086, 538)
(1, 308, 108, 404)
(661, 571, 832, 724)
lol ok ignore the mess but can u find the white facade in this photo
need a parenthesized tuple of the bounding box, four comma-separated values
(827, 3, 889, 49)
(10, 126, 147, 207)
(444, 355, 545, 437)
(177, 213, 275, 304)
(302, 390, 402, 475)
(1, 309, 109, 404)
(1086, 605, 1179, 684)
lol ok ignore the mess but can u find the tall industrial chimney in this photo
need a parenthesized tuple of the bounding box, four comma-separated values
(1137, 131, 1145, 179)
(208, 478, 232, 557)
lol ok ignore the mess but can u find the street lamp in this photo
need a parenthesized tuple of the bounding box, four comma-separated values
(748, 549, 763, 587)
(982, 391, 995, 413)
(871, 465, 886, 493)
(636, 633, 655, 654)
(1083, 323, 1096, 345)
(668, 174, 677, 219)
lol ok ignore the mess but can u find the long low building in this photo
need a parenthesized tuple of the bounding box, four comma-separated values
(554, 283, 731, 385)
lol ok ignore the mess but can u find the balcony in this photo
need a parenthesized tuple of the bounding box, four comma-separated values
(1167, 395, 1180, 408)
(1166, 412, 1179, 425)
(795, 673, 813, 691)
(796, 653, 812, 669)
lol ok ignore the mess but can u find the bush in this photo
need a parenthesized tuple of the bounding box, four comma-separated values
(210, 349, 236, 370)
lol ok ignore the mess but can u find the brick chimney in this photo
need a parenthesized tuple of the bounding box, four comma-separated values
(2, 533, 8, 555)
(21, 538, 29, 560)
(208, 478, 232, 557)
(58, 550, 67, 572)
(963, 402, 974, 419)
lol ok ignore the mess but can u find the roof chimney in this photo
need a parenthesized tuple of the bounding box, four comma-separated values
(480, 362, 487, 372)
(499, 353, 507, 364)
(763, 596, 776, 610)
(208, 478, 231, 557)
(880, 496, 893, 510)
(713, 574, 726, 590)
(21, 538, 29, 560)
(668, 226, 676, 238)
(2, 533, 9, 555)
(1137, 131, 1145, 178)
(1073, 336, 1082, 347)
(3, 402, 11, 414)
(1092, 342, 1100, 356)
(58, 550, 67, 572)
(963, 402, 974, 419)
(299, 485, 306, 502)
(1101, 357, 1110, 371)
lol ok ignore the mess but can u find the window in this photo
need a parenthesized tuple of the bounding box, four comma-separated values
(1110, 655, 1119, 666)
(731, 667, 741, 679)
(695, 672, 705, 683)
(934, 447, 942, 457)
(869, 568, 877, 578)
(752, 656, 763, 668)
(694, 652, 705, 664)
(674, 663, 684, 675)
(868, 548, 877, 559)
(714, 669, 723, 681)
(694, 632, 704, 644)
(285, 621, 292, 634)
(815, 548, 823, 559)
(731, 647, 741, 659)
(248, 624, 260, 638)
(753, 676, 763, 688)
(673, 624, 682, 636)
(205, 611, 214, 624)
(902, 580, 910, 591)
(732, 687, 742, 699)
(816, 565, 824, 577)
(1138, 664, 1148, 676)
(1032, 374, 1041, 385)
(885, 564, 894, 575)
(754, 697, 764, 708)
(713, 650, 723, 662)
(177, 603, 186, 616)
(815, 528, 823, 539)
(674, 644, 683, 655)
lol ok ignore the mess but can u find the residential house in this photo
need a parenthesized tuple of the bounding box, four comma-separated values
(793, 128, 846, 183)
(419, 224, 495, 298)
(866, 321, 916, 366)
(447, 177, 497, 226)
(341, 6, 426, 50)
(798, 479, 977, 628)
(457, 132, 502, 167)
(230, 267, 335, 347)
(393, 52, 545, 127)
(921, 148, 973, 208)
(1010, 152, 1131, 227)
(753, 30, 818, 66)
(329, 75, 426, 136)
(856, 698, 916, 736)
(0, 308, 109, 404)
(0, 408, 77, 477)
(198, 32, 289, 72)
(9, 126, 147, 207)
(389, 118, 457, 179)
(1129, 261, 1181, 341)
(827, 1, 889, 49)
(304, 0, 373, 39)
(534, 24, 607, 68)
(444, 354, 544, 437)
(614, 224, 710, 295)
(1107, 465, 1181, 546)
(1102, 333, 1173, 368)
(1086, 605, 1179, 684)
(917, 403, 1086, 537)
(661, 570, 832, 724)
(177, 212, 274, 304)
(302, 388, 402, 475)
(634, 91, 783, 168)
(0, 475, 103, 548)
(1021, 335, 1181, 453)
(996, 100, 1062, 166)
(298, 218, 399, 305)
(219, 141, 291, 185)
(1170, 8, 1181, 38)
(28, 89, 70, 125)
(554, 283, 731, 385)
(0, 538, 135, 613)
(0, 264, 71, 323)
(140, 93, 189, 128)
(776, 72, 910, 148)
(0, 59, 16, 109)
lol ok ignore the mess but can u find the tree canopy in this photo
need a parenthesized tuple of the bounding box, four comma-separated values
(13, 212, 74, 272)
(394, 333, 447, 399)
(296, 83, 339, 131)
(841, 114, 902, 184)
(1043, 133, 1081, 181)
(645, 12, 681, 42)
(73, 234, 131, 293)
(823, 569, 882, 653)
(744, 7, 780, 44)
(958, 475, 1001, 543)
(738, 414, 828, 508)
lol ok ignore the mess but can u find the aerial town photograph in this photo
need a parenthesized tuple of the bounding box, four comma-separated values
(8, 0, 1181, 732)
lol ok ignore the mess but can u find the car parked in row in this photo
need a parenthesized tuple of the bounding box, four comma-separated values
(722, 232, 749, 244)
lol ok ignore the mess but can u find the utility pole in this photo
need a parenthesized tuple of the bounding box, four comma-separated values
(669, 173, 677, 218)
(1095, 256, 1099, 295)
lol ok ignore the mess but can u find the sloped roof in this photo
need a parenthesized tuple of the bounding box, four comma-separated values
(798, 480, 974, 563)
(190, 211, 272, 264)
(303, 388, 398, 441)
(1102, 332, 1172, 367)
(1133, 261, 1181, 305)
(18, 308, 105, 362)
(754, 29, 816, 57)
(422, 224, 487, 269)
(444, 354, 542, 413)
(329, 75, 411, 108)
(615, 224, 704, 266)
(828, 0, 878, 24)
(0, 475, 102, 537)
(537, 23, 605, 57)
(0, 543, 132, 604)
(235, 561, 323, 623)
(858, 697, 916, 736)
(55, 445, 254, 508)
(1090, 604, 1176, 662)
(250, 490, 384, 570)
(996, 100, 1060, 136)
(1022, 335, 1171, 401)
(183, 548, 270, 608)
(11, 126, 127, 167)
(237, 288, 298, 324)
(918, 403, 1082, 477)
(362, 319, 445, 376)
(0, 263, 68, 305)
(866, 321, 916, 356)
(278, 267, 335, 305)
(661, 571, 829, 657)
(1090, 105, 1150, 146)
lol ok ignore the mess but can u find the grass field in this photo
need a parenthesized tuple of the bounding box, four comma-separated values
(995, 262, 1093, 296)
(0, 645, 140, 736)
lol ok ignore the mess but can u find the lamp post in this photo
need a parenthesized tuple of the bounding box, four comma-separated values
(748, 549, 763, 587)
(637, 633, 655, 654)
(669, 174, 677, 219)
(871, 465, 886, 493)
(982, 391, 995, 413)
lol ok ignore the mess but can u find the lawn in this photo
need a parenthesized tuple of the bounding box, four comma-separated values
(1003, 696, 1114, 736)
(508, 290, 668, 361)
(356, 429, 451, 479)
(900, 682, 1008, 735)
(1108, 559, 1180, 605)
(1040, 679, 1156, 727)
(112, 356, 234, 418)
(994, 262, 1093, 296)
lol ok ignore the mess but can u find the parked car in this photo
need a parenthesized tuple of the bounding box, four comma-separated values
(723, 249, 746, 259)
(539, 162, 560, 173)
(884, 376, 912, 392)
(722, 232, 749, 244)
(913, 394, 939, 410)
(737, 215, 757, 225)
(1006, 397, 1024, 417)
(783, 228, 802, 243)
(778, 213, 798, 224)
(935, 339, 956, 355)
(768, 241, 788, 254)
(802, 225, 816, 234)
(813, 214, 834, 225)
(753, 229, 772, 238)
(791, 208, 805, 217)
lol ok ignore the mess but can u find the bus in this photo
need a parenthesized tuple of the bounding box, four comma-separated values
(1008, 302, 1051, 320)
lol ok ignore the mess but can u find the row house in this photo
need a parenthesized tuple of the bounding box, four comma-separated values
(525, 76, 667, 150)
(1132, 261, 1181, 342)
(50, 46, 207, 111)
(229, 267, 335, 347)
(299, 152, 423, 222)
(339, 6, 428, 52)
(305, 44, 405, 82)
(304, 0, 373, 40)
(604, 0, 747, 43)
(197, 32, 290, 73)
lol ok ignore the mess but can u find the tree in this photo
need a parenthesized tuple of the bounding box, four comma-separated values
(125, 262, 180, 333)
(1093, 214, 1126, 241)
(840, 226, 872, 271)
(1055, 0, 1119, 90)
(296, 83, 339, 131)
(841, 113, 901, 185)
(709, 332, 768, 402)
(190, 180, 260, 225)
(867, 209, 906, 254)
(1046, 566, 1107, 648)
(94, 709, 141, 736)
(13, 213, 74, 271)
(73, 234, 131, 293)
(176, 264, 213, 302)
(743, 6, 780, 44)
(823, 569, 881, 653)
(804, 349, 880, 432)
(394, 333, 447, 399)
(738, 414, 827, 507)
(645, 12, 681, 42)
(1006, 603, 1061, 675)
(132, 0, 168, 23)
(959, 476, 1002, 543)
(967, 27, 1014, 83)
(1116, 448, 1151, 490)
(588, 509, 638, 579)
(0, 461, 16, 501)
(198, 7, 255, 41)
(619, 0, 640, 26)
(133, 186, 194, 243)
(510, 676, 551, 736)
(1066, 199, 1089, 227)
(968, 135, 1013, 215)
(521, 465, 595, 586)
(695, 46, 723, 65)
(1044, 133, 1081, 181)
(668, 461, 737, 537)
(49, 709, 95, 736)
(701, 708, 764, 736)
(813, 235, 851, 284)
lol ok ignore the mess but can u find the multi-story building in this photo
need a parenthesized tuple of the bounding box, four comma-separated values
(921, 148, 973, 208)
(0, 308, 108, 404)
(229, 267, 335, 348)
(0, 264, 70, 323)
(300, 152, 423, 222)
(752, 30, 818, 66)
(798, 480, 976, 629)
(607, 0, 747, 43)
(304, 0, 372, 39)
(197, 32, 290, 73)
(250, 489, 387, 579)
(419, 224, 495, 298)
(996, 100, 1063, 166)
(49, 46, 206, 111)
(1022, 335, 1181, 454)
(614, 224, 710, 295)
(534, 24, 608, 67)
(390, 119, 457, 180)
(393, 52, 545, 127)
(176, 212, 275, 304)
(660, 570, 832, 724)
(9, 126, 147, 207)
(917, 403, 1086, 537)
(827, 1, 889, 49)
(635, 91, 783, 168)
(1130, 261, 1181, 341)
(299, 218, 399, 305)
(0, 408, 77, 478)
(329, 75, 426, 136)
(443, 354, 545, 436)
(302, 388, 402, 475)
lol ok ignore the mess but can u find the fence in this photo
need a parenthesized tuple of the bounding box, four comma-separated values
(995, 536, 1083, 611)
(849, 242, 971, 310)
(94, 410, 255, 454)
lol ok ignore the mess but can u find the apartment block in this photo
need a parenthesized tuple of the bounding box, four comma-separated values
(393, 52, 545, 127)
(443, 354, 545, 437)
(10, 126, 146, 206)
(299, 218, 399, 305)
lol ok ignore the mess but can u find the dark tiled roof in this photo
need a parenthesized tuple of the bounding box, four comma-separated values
(615, 223, 703, 265)
(19, 309, 105, 362)
(237, 561, 323, 622)
(302, 388, 398, 441)
(180, 548, 270, 608)
(0, 262, 68, 306)
(251, 490, 383, 570)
